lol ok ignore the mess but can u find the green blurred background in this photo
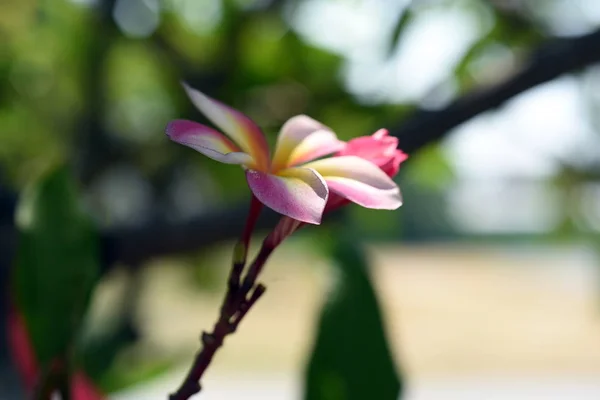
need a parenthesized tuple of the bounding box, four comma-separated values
(2, 0, 600, 399)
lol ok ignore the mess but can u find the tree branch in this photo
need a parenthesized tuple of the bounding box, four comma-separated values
(392, 28, 600, 153)
(100, 203, 283, 268)
(169, 283, 266, 400)
(169, 235, 273, 399)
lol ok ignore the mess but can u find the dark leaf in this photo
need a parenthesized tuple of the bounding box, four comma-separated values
(388, 8, 413, 57)
(304, 228, 403, 400)
(12, 165, 100, 370)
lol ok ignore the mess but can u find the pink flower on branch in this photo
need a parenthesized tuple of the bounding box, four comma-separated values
(166, 84, 401, 226)
(266, 128, 407, 249)
(166, 87, 406, 400)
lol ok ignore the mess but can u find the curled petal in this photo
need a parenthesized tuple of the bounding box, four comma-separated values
(379, 149, 408, 177)
(338, 129, 408, 177)
(271, 115, 343, 171)
(245, 168, 328, 224)
(304, 156, 402, 209)
(166, 120, 254, 165)
(338, 129, 399, 166)
(182, 83, 270, 170)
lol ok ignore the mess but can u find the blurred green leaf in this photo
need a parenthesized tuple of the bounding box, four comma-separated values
(187, 246, 232, 293)
(79, 320, 138, 384)
(349, 206, 401, 240)
(239, 15, 290, 82)
(12, 164, 100, 368)
(404, 144, 454, 190)
(304, 228, 402, 400)
(387, 8, 413, 57)
(453, 33, 495, 90)
(96, 352, 177, 394)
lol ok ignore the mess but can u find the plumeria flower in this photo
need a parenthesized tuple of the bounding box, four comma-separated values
(166, 84, 401, 225)
(266, 128, 407, 249)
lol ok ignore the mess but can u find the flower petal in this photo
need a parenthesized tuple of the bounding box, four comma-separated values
(339, 129, 399, 165)
(325, 178, 402, 209)
(166, 119, 254, 165)
(245, 167, 328, 224)
(338, 129, 408, 177)
(271, 115, 343, 171)
(287, 130, 345, 167)
(303, 156, 402, 209)
(182, 83, 270, 170)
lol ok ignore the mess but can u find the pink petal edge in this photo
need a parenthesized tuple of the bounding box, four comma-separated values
(304, 155, 402, 209)
(182, 83, 270, 170)
(326, 177, 402, 209)
(303, 156, 399, 190)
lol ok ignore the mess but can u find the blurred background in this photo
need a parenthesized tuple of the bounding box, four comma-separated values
(2, 0, 600, 399)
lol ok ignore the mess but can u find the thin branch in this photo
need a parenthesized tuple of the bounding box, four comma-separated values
(169, 198, 275, 400)
(168, 286, 265, 400)
(169, 262, 267, 400)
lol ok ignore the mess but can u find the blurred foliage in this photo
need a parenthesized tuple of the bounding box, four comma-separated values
(12, 165, 100, 389)
(80, 320, 138, 385)
(94, 351, 176, 394)
(2, 0, 595, 237)
(1, 0, 597, 241)
(404, 144, 454, 191)
(304, 225, 402, 400)
(3, 0, 600, 397)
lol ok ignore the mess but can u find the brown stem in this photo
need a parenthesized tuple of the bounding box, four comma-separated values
(222, 196, 262, 317)
(232, 284, 266, 326)
(168, 283, 266, 400)
(169, 199, 272, 400)
(239, 244, 274, 295)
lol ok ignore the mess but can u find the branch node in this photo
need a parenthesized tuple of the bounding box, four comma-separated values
(201, 331, 215, 346)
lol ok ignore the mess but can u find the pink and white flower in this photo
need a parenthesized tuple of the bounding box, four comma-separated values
(166, 84, 401, 225)
(266, 128, 407, 248)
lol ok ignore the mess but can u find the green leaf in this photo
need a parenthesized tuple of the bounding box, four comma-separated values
(303, 228, 403, 400)
(404, 143, 454, 190)
(96, 355, 177, 394)
(79, 319, 138, 383)
(12, 164, 100, 369)
(387, 8, 413, 57)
